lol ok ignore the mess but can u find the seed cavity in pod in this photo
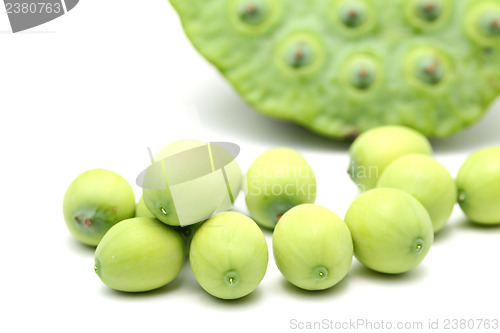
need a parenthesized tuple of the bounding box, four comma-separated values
(330, 0, 376, 36)
(405, 0, 451, 30)
(342, 54, 381, 92)
(339, 1, 366, 27)
(348, 58, 377, 90)
(416, 0, 443, 22)
(465, 2, 500, 46)
(276, 33, 324, 75)
(479, 12, 500, 37)
(284, 41, 315, 69)
(237, 1, 268, 26)
(230, 0, 281, 34)
(415, 55, 445, 85)
(404, 47, 451, 90)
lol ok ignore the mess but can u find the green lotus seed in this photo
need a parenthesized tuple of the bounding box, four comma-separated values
(377, 154, 457, 233)
(135, 196, 155, 218)
(94, 217, 185, 292)
(189, 211, 268, 300)
(273, 204, 353, 291)
(142, 139, 242, 226)
(245, 147, 317, 230)
(348, 125, 433, 191)
(63, 169, 136, 246)
(345, 188, 434, 274)
(456, 146, 500, 225)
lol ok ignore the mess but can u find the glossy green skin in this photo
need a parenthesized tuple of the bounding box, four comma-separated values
(244, 147, 316, 229)
(136, 196, 201, 255)
(94, 217, 185, 292)
(170, 0, 500, 139)
(349, 125, 433, 191)
(344, 188, 434, 274)
(63, 169, 136, 246)
(377, 154, 457, 233)
(143, 139, 242, 226)
(456, 146, 500, 224)
(273, 204, 353, 290)
(189, 211, 268, 299)
(135, 196, 155, 218)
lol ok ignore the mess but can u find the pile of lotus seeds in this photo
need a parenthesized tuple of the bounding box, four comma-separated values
(63, 126, 500, 300)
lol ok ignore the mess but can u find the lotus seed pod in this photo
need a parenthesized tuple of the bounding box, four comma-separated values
(189, 211, 268, 299)
(377, 154, 457, 233)
(345, 188, 434, 274)
(273, 204, 353, 291)
(63, 169, 136, 246)
(142, 139, 242, 226)
(169, 0, 500, 138)
(94, 217, 185, 292)
(244, 147, 317, 230)
(348, 125, 433, 191)
(456, 146, 500, 225)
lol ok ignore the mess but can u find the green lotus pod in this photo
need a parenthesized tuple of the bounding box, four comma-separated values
(377, 154, 457, 233)
(189, 211, 268, 299)
(344, 188, 434, 274)
(273, 204, 353, 291)
(244, 147, 317, 230)
(456, 146, 500, 225)
(63, 169, 136, 246)
(169, 0, 500, 138)
(94, 217, 185, 292)
(348, 125, 433, 191)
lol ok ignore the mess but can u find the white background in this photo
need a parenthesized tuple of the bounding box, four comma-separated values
(1, 1, 500, 332)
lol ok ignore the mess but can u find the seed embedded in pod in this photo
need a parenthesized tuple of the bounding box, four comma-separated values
(276, 33, 325, 75)
(284, 41, 315, 69)
(404, 47, 451, 89)
(237, 1, 268, 25)
(230, 0, 281, 34)
(339, 1, 366, 27)
(465, 2, 500, 46)
(480, 11, 500, 37)
(415, 54, 444, 85)
(415, 0, 443, 22)
(347, 57, 377, 90)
